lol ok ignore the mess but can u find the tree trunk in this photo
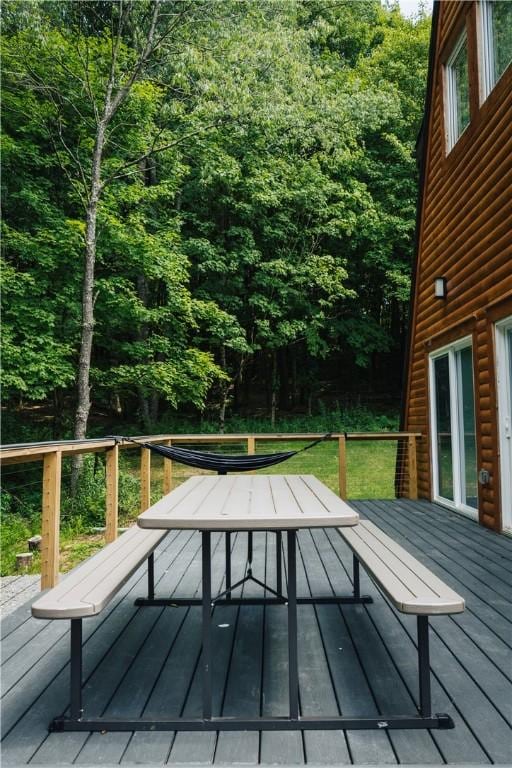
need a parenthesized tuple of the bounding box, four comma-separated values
(218, 345, 228, 433)
(150, 392, 159, 424)
(111, 393, 122, 416)
(278, 347, 290, 411)
(291, 349, 298, 408)
(71, 124, 106, 491)
(74, 120, 107, 441)
(52, 388, 65, 439)
(270, 351, 278, 428)
(139, 386, 152, 433)
(74, 197, 97, 441)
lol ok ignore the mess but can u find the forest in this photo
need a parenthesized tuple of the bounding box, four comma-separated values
(1, 0, 431, 440)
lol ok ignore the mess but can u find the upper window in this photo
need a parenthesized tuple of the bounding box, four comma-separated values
(479, 1, 512, 101)
(445, 31, 470, 151)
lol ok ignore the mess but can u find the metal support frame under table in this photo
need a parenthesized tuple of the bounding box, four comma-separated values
(136, 528, 371, 608)
(50, 529, 454, 733)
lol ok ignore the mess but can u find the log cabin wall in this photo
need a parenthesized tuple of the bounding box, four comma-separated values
(403, 0, 512, 531)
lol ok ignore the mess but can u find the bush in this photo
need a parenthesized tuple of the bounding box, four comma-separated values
(119, 469, 141, 524)
(0, 510, 38, 575)
(61, 455, 106, 531)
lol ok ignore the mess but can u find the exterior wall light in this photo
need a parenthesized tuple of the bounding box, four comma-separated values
(434, 277, 447, 299)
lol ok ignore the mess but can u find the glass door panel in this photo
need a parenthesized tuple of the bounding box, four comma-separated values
(458, 346, 478, 509)
(434, 354, 454, 501)
(430, 340, 478, 516)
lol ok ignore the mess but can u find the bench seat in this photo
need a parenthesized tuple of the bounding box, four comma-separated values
(338, 519, 464, 615)
(32, 526, 168, 620)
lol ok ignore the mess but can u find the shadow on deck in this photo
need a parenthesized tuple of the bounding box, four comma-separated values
(1, 500, 511, 766)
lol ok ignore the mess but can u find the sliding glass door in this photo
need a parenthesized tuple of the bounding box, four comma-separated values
(496, 318, 512, 532)
(430, 339, 478, 517)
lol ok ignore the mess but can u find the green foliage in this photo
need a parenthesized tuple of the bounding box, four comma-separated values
(0, 512, 36, 575)
(150, 407, 399, 436)
(1, 0, 431, 429)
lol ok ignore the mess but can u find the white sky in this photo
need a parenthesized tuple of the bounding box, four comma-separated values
(396, 0, 434, 18)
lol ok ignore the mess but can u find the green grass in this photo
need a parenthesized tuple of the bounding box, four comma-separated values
(0, 518, 106, 576)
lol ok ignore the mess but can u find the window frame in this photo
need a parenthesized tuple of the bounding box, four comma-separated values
(478, 0, 512, 103)
(495, 317, 512, 532)
(429, 336, 478, 519)
(444, 29, 471, 152)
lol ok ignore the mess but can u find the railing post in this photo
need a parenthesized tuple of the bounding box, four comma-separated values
(41, 450, 62, 589)
(247, 436, 255, 474)
(163, 439, 173, 494)
(407, 435, 418, 500)
(140, 447, 151, 512)
(105, 444, 119, 543)
(338, 435, 347, 499)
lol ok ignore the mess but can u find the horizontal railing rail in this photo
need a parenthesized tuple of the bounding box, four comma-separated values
(0, 432, 421, 589)
(0, 432, 421, 463)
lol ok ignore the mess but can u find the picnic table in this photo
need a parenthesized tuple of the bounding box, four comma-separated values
(137, 474, 361, 729)
(34, 473, 462, 733)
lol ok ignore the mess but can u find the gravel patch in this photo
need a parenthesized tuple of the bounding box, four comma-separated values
(0, 575, 41, 616)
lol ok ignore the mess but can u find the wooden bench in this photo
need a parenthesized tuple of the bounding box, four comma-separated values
(32, 525, 168, 722)
(337, 519, 464, 722)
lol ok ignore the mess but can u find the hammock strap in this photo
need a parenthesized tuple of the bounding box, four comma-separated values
(296, 433, 332, 452)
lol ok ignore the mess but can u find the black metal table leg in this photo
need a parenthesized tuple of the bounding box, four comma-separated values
(353, 555, 360, 599)
(287, 530, 299, 720)
(147, 552, 155, 601)
(417, 615, 431, 716)
(202, 531, 212, 720)
(276, 530, 282, 595)
(247, 531, 253, 577)
(225, 532, 232, 600)
(70, 619, 83, 720)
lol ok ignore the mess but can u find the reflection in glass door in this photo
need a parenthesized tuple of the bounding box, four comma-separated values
(458, 346, 478, 509)
(430, 339, 478, 518)
(433, 355, 454, 501)
(496, 318, 512, 532)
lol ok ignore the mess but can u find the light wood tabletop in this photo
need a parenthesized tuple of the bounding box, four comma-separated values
(138, 474, 359, 530)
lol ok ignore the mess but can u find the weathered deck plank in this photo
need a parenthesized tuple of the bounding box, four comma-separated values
(1, 500, 511, 766)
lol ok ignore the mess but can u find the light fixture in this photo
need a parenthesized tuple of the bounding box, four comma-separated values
(434, 277, 447, 299)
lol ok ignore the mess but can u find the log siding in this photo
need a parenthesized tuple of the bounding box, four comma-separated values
(403, 0, 512, 531)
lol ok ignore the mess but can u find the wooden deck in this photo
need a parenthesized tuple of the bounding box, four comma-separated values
(1, 500, 511, 766)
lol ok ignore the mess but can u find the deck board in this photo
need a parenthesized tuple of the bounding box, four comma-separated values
(1, 500, 511, 766)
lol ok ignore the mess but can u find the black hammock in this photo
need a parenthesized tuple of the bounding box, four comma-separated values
(110, 433, 332, 474)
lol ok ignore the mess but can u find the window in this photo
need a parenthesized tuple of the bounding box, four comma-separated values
(479, 1, 512, 100)
(445, 31, 470, 151)
(429, 339, 478, 517)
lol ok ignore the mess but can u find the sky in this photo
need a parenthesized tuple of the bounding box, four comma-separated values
(396, 0, 434, 18)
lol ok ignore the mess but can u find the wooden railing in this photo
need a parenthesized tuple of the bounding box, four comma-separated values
(0, 432, 420, 589)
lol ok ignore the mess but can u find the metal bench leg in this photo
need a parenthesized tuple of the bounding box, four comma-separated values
(417, 615, 431, 717)
(202, 531, 212, 720)
(276, 531, 282, 595)
(287, 530, 299, 720)
(70, 619, 83, 720)
(247, 531, 253, 577)
(225, 532, 231, 600)
(353, 555, 360, 599)
(147, 552, 155, 601)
